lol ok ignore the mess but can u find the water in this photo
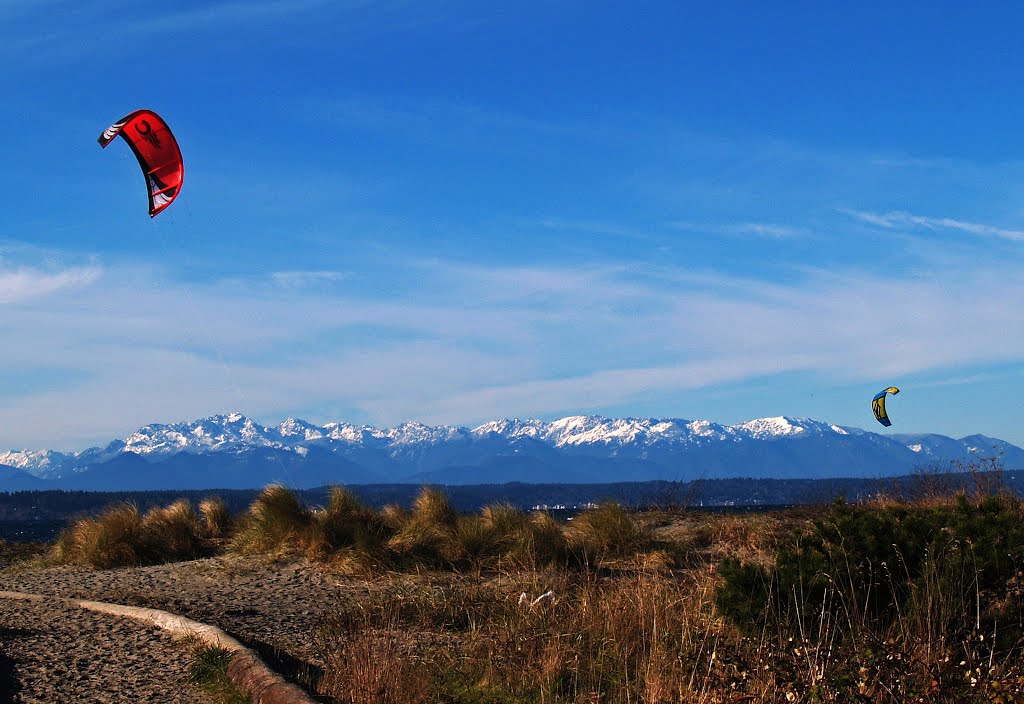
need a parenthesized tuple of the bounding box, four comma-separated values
(0, 520, 67, 543)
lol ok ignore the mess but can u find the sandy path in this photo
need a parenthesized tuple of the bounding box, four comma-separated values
(0, 595, 215, 704)
(1, 555, 381, 699)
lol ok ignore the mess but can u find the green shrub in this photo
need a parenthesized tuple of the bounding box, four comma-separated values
(715, 495, 1024, 642)
(714, 557, 774, 629)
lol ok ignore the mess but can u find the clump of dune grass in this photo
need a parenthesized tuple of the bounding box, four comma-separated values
(386, 516, 455, 568)
(52, 503, 145, 568)
(199, 496, 233, 539)
(412, 487, 459, 527)
(454, 503, 571, 570)
(141, 499, 205, 560)
(480, 502, 528, 536)
(386, 487, 460, 567)
(568, 501, 651, 565)
(478, 502, 530, 556)
(307, 486, 393, 564)
(51, 500, 208, 568)
(217, 484, 582, 572)
(445, 502, 529, 570)
(229, 484, 312, 557)
(448, 515, 496, 570)
(522, 510, 571, 567)
(380, 503, 410, 531)
(224, 484, 576, 571)
(383, 490, 573, 571)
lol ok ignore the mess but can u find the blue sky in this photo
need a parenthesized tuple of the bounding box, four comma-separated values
(4, 1, 1024, 450)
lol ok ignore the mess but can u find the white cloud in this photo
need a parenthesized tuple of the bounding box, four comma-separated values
(668, 221, 805, 239)
(270, 270, 349, 288)
(0, 265, 99, 304)
(2, 252, 1024, 449)
(844, 209, 1024, 242)
(0, 0, 382, 60)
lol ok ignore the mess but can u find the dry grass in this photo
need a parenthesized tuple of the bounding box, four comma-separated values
(199, 496, 232, 539)
(141, 499, 204, 559)
(567, 501, 653, 565)
(51, 503, 145, 568)
(316, 603, 431, 704)
(314, 564, 726, 703)
(51, 500, 207, 568)
(311, 496, 1024, 704)
(41, 481, 1024, 702)
(229, 484, 312, 557)
(219, 485, 629, 573)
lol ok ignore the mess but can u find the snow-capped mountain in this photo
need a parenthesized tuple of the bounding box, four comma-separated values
(2, 413, 1020, 491)
(0, 449, 72, 478)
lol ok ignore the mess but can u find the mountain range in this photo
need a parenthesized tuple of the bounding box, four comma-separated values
(1, 412, 1020, 491)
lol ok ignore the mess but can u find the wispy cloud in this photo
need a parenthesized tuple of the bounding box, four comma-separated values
(519, 217, 655, 241)
(3, 249, 1024, 449)
(908, 370, 1021, 390)
(269, 270, 349, 288)
(669, 221, 805, 239)
(0, 0, 385, 59)
(844, 209, 1024, 242)
(317, 97, 601, 139)
(89, 0, 375, 48)
(0, 265, 99, 304)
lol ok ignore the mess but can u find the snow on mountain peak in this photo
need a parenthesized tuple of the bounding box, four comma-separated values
(121, 413, 287, 456)
(277, 418, 324, 441)
(11, 412, 1010, 485)
(733, 416, 806, 438)
(466, 415, 839, 447)
(730, 416, 839, 440)
(686, 420, 729, 440)
(387, 421, 466, 445)
(322, 422, 381, 444)
(5, 413, 859, 472)
(472, 418, 546, 439)
(0, 449, 72, 477)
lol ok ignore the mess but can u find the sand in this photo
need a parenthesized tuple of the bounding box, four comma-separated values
(0, 595, 215, 704)
(1, 555, 365, 701)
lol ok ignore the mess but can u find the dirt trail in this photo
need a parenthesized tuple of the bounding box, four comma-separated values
(1, 555, 376, 701)
(0, 594, 214, 704)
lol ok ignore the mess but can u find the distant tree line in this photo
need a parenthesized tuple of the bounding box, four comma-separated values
(2, 470, 1020, 521)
